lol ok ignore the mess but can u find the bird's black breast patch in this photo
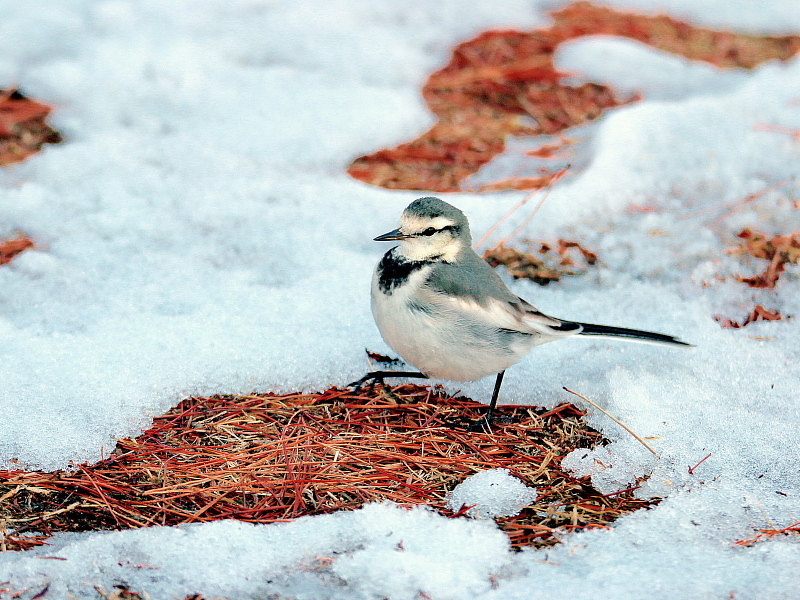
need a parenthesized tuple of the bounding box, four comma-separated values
(376, 250, 434, 294)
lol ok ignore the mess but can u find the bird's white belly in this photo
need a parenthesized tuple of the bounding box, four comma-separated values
(371, 270, 526, 381)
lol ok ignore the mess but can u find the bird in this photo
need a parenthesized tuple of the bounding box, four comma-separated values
(353, 196, 690, 427)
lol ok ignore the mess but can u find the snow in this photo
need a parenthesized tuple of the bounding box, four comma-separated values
(1, 0, 800, 598)
(556, 36, 753, 101)
(447, 468, 538, 519)
(1, 504, 513, 600)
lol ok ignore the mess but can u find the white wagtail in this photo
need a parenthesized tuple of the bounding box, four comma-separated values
(353, 197, 690, 426)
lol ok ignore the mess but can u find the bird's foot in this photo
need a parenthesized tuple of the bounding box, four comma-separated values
(467, 415, 493, 433)
(347, 370, 429, 392)
(377, 385, 402, 402)
(463, 412, 516, 432)
(347, 373, 384, 392)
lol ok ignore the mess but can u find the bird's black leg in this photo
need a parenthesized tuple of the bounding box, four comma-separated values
(486, 370, 505, 424)
(468, 370, 505, 432)
(348, 370, 429, 391)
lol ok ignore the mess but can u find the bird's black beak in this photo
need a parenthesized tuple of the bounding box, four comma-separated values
(374, 228, 409, 241)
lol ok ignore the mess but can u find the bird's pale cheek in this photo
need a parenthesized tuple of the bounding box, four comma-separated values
(399, 240, 427, 261)
(438, 240, 462, 262)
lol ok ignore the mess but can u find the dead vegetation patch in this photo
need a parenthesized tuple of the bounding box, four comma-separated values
(347, 1, 800, 192)
(0, 89, 62, 166)
(0, 235, 35, 266)
(735, 521, 800, 547)
(484, 239, 598, 285)
(712, 228, 799, 328)
(715, 304, 783, 329)
(729, 228, 800, 289)
(0, 385, 652, 552)
(707, 183, 798, 328)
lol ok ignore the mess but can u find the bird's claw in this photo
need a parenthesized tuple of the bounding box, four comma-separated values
(347, 370, 429, 392)
(465, 412, 515, 432)
(467, 416, 493, 433)
(347, 373, 385, 392)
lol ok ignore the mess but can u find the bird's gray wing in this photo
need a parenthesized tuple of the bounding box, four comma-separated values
(422, 251, 582, 337)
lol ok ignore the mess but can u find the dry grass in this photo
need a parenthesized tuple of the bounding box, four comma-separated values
(0, 384, 653, 552)
(735, 521, 800, 547)
(347, 1, 800, 192)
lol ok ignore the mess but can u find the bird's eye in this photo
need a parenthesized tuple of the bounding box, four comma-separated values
(421, 227, 437, 236)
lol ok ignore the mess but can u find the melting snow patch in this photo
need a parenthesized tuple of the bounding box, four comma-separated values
(562, 446, 652, 495)
(447, 468, 537, 519)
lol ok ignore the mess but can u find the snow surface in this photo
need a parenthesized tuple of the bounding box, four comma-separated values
(447, 468, 538, 519)
(1, 0, 800, 598)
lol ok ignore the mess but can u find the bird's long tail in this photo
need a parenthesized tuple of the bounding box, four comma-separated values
(576, 322, 692, 347)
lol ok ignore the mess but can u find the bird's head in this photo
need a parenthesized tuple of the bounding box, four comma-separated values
(374, 197, 472, 261)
